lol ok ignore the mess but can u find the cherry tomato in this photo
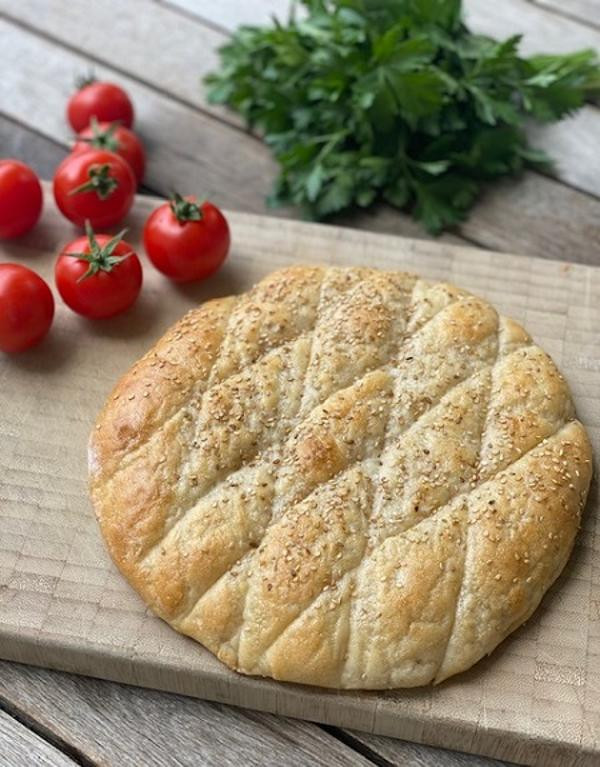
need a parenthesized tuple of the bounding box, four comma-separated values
(143, 194, 230, 282)
(67, 79, 134, 132)
(53, 150, 136, 229)
(0, 264, 54, 353)
(0, 160, 43, 239)
(55, 222, 142, 319)
(73, 118, 145, 184)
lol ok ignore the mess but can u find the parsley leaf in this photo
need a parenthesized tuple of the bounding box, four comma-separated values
(205, 0, 600, 233)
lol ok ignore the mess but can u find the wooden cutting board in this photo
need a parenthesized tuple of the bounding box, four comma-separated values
(1, 189, 598, 767)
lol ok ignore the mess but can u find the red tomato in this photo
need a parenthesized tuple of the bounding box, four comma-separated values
(143, 194, 230, 282)
(0, 264, 54, 353)
(67, 80, 134, 132)
(73, 118, 145, 184)
(55, 222, 142, 319)
(53, 150, 136, 229)
(0, 160, 43, 239)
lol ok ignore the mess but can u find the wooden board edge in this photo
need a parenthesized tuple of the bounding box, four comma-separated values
(220, 208, 600, 277)
(1, 629, 597, 767)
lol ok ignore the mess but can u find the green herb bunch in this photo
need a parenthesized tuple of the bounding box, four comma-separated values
(206, 0, 600, 233)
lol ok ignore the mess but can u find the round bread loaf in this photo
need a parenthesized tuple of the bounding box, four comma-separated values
(89, 266, 592, 689)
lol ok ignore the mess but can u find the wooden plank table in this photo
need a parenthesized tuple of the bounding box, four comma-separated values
(0, 1, 598, 765)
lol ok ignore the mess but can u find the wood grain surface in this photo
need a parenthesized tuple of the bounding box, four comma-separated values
(0, 709, 77, 767)
(1, 3, 600, 263)
(1, 1, 599, 765)
(0, 188, 599, 767)
(0, 661, 374, 767)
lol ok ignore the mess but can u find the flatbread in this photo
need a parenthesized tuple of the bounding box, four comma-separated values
(89, 266, 592, 688)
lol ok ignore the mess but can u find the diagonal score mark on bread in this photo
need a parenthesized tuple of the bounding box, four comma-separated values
(338, 327, 501, 687)
(430, 322, 503, 687)
(233, 271, 418, 669)
(89, 267, 592, 689)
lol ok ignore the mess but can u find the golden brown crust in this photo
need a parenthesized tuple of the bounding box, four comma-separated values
(89, 266, 593, 689)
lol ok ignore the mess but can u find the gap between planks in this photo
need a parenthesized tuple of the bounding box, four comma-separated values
(530, 0, 600, 32)
(0, 703, 92, 767)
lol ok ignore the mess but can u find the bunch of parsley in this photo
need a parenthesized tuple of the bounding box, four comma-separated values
(205, 0, 600, 233)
